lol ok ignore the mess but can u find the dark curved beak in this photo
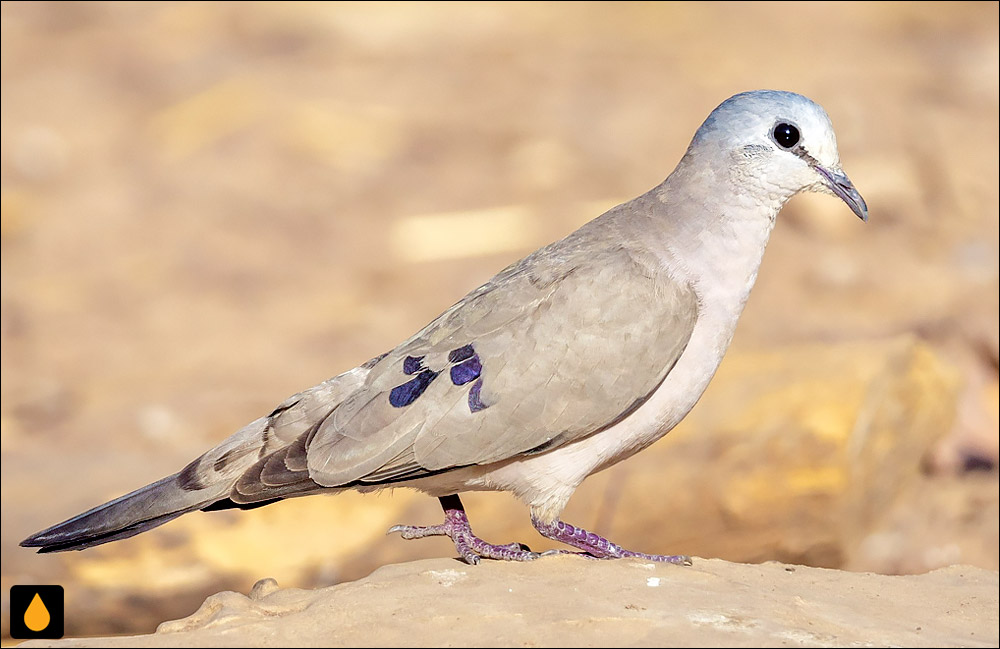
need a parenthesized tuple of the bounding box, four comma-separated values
(814, 165, 868, 222)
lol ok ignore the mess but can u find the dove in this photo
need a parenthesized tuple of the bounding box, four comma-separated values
(21, 90, 867, 564)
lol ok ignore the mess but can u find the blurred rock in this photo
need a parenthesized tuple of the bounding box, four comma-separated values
(9, 125, 69, 181)
(21, 558, 999, 648)
(847, 472, 998, 575)
(282, 102, 406, 173)
(389, 204, 539, 263)
(147, 77, 266, 162)
(3, 1, 997, 642)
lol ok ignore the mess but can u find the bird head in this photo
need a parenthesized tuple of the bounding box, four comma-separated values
(685, 90, 868, 222)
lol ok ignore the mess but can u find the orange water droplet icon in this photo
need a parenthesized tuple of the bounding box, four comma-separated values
(24, 592, 51, 632)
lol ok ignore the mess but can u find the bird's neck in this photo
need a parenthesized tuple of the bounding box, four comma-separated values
(643, 163, 784, 323)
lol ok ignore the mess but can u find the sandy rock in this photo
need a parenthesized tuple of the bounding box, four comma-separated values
(3, 2, 997, 641)
(20, 557, 999, 648)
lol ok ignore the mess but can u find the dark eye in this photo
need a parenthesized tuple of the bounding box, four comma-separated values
(772, 122, 800, 149)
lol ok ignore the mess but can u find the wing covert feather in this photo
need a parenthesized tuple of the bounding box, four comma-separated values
(304, 239, 698, 488)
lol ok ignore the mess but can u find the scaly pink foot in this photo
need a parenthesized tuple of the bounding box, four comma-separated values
(388, 495, 542, 564)
(531, 516, 691, 564)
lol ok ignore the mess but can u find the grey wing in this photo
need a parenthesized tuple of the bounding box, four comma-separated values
(172, 360, 379, 504)
(289, 243, 698, 489)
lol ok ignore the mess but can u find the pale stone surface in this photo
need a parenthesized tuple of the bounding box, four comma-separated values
(21, 557, 999, 648)
(3, 2, 997, 641)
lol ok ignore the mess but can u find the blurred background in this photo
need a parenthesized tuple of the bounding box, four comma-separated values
(2, 1, 997, 640)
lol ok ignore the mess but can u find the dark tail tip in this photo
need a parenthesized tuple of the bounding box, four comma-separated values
(20, 473, 214, 553)
(22, 511, 187, 553)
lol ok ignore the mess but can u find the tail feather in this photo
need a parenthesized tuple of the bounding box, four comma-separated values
(30, 511, 188, 553)
(20, 473, 221, 553)
(20, 375, 362, 553)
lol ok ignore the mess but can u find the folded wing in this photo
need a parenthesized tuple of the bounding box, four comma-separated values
(231, 235, 697, 500)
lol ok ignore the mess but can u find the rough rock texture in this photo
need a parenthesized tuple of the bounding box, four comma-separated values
(3, 1, 997, 641)
(20, 557, 999, 648)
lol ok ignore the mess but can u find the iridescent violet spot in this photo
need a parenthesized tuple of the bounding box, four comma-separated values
(448, 344, 475, 363)
(468, 377, 488, 412)
(389, 370, 439, 408)
(402, 355, 425, 375)
(450, 354, 482, 386)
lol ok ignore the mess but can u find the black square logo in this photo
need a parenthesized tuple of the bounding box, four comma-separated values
(9, 585, 64, 639)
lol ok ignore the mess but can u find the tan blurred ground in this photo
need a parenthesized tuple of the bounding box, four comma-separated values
(2, 1, 997, 641)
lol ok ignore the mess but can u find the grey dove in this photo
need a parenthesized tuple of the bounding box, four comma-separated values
(22, 90, 867, 564)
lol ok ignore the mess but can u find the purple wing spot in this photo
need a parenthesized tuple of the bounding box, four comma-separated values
(450, 354, 482, 386)
(389, 370, 439, 408)
(448, 344, 475, 363)
(468, 377, 489, 413)
(402, 355, 425, 375)
(392, 344, 487, 412)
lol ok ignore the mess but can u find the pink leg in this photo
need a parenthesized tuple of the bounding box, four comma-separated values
(531, 516, 691, 564)
(388, 495, 542, 564)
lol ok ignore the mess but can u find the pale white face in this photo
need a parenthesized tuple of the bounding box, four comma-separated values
(689, 90, 867, 221)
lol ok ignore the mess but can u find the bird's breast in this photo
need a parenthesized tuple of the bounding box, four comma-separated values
(513, 212, 777, 485)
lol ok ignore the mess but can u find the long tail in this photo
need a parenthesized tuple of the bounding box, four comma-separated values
(19, 472, 223, 553)
(20, 371, 369, 553)
(19, 412, 276, 553)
